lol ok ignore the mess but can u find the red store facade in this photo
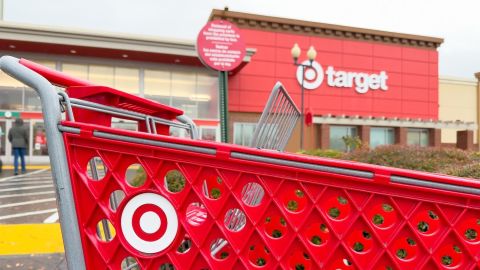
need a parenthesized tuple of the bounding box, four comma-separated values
(210, 10, 476, 152)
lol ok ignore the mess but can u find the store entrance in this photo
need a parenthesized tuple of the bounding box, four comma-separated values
(0, 119, 49, 165)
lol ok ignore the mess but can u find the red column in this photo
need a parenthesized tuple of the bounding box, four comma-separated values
(395, 127, 407, 145)
(358, 125, 370, 148)
(429, 129, 441, 147)
(318, 124, 330, 149)
(457, 130, 474, 150)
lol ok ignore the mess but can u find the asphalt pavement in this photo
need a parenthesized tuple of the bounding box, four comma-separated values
(0, 168, 67, 270)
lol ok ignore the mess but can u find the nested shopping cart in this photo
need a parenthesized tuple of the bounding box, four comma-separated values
(2, 56, 480, 270)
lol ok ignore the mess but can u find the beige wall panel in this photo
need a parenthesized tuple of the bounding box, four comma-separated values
(439, 78, 478, 144)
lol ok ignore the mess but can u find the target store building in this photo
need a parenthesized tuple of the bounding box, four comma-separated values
(0, 9, 479, 163)
(212, 9, 478, 152)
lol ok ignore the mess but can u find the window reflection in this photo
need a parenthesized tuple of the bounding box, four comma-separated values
(234, 123, 256, 146)
(200, 127, 218, 141)
(172, 72, 197, 117)
(144, 69, 218, 119)
(197, 75, 218, 119)
(0, 59, 218, 120)
(24, 88, 42, 111)
(62, 63, 88, 80)
(144, 69, 171, 105)
(33, 122, 48, 156)
(330, 126, 358, 151)
(0, 61, 55, 111)
(370, 127, 395, 148)
(89, 65, 114, 87)
(0, 121, 5, 155)
(0, 86, 23, 110)
(407, 128, 429, 147)
(115, 67, 138, 93)
(0, 70, 24, 110)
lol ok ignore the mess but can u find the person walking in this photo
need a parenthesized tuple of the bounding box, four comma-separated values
(8, 118, 28, 175)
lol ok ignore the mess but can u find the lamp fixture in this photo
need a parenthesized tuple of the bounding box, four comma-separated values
(291, 43, 317, 150)
(291, 43, 301, 63)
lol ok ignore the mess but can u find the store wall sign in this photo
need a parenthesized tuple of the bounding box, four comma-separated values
(296, 60, 389, 94)
(196, 20, 246, 71)
(0, 111, 20, 118)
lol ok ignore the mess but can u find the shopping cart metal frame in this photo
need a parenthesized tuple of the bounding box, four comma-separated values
(0, 56, 199, 270)
(1, 56, 87, 269)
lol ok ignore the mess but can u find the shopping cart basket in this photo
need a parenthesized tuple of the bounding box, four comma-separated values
(2, 56, 480, 270)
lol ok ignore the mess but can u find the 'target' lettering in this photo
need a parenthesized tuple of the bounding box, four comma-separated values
(325, 66, 388, 94)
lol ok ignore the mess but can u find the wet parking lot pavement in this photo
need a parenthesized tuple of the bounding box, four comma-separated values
(0, 169, 57, 224)
(0, 169, 67, 270)
(1, 253, 66, 270)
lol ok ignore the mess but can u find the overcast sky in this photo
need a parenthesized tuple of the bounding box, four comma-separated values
(3, 0, 479, 79)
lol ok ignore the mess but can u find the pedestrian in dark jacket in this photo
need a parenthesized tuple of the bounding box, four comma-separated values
(8, 118, 28, 175)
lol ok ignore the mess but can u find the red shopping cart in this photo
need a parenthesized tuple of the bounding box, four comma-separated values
(2, 56, 480, 270)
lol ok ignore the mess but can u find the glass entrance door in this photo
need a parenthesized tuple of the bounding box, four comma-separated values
(33, 122, 48, 156)
(0, 121, 5, 156)
(29, 120, 49, 164)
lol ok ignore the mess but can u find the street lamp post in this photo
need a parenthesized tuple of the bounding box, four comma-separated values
(291, 43, 317, 150)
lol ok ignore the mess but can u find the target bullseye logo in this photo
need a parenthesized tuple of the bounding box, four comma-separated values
(296, 60, 324, 90)
(120, 192, 178, 254)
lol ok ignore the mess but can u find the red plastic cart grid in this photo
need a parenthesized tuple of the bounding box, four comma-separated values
(2, 56, 480, 270)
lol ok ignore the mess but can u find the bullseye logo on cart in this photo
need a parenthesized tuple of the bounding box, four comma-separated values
(296, 60, 389, 94)
(120, 192, 178, 254)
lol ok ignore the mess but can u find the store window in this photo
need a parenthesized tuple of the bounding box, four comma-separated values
(24, 120, 32, 155)
(370, 127, 395, 148)
(89, 65, 114, 87)
(172, 72, 198, 118)
(111, 118, 138, 132)
(0, 121, 5, 155)
(0, 60, 54, 111)
(0, 84, 23, 110)
(24, 89, 42, 111)
(197, 74, 218, 119)
(114, 67, 139, 93)
(234, 123, 256, 146)
(144, 69, 218, 119)
(33, 122, 48, 156)
(144, 69, 171, 105)
(169, 126, 191, 138)
(407, 128, 429, 147)
(62, 63, 88, 80)
(200, 126, 218, 141)
(330, 126, 358, 151)
(2, 59, 217, 120)
(63, 64, 140, 95)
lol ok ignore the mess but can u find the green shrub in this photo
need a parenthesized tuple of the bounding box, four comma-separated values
(301, 145, 480, 179)
(444, 164, 480, 179)
(165, 170, 185, 192)
(299, 149, 345, 159)
(341, 135, 363, 152)
(127, 167, 186, 191)
(129, 166, 147, 187)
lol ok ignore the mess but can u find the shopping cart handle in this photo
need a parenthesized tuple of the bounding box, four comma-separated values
(19, 58, 93, 88)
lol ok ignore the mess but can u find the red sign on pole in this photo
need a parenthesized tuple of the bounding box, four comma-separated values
(196, 20, 246, 72)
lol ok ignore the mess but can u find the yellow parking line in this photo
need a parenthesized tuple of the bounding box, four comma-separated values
(0, 224, 64, 255)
